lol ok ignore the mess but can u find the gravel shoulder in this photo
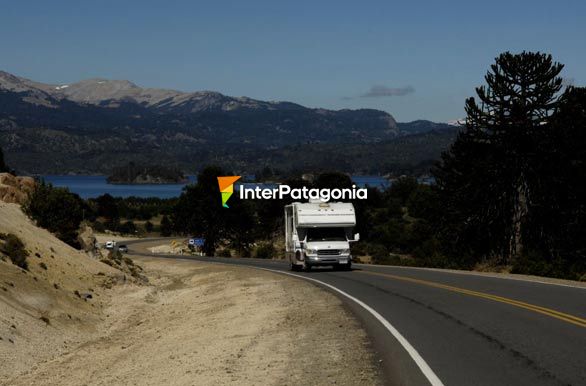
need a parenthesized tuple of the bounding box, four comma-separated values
(5, 256, 382, 386)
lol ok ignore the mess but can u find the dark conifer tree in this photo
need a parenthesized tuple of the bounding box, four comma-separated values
(526, 86, 586, 276)
(435, 52, 564, 264)
(160, 215, 173, 237)
(171, 166, 256, 256)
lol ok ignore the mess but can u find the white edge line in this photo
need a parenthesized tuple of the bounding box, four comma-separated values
(258, 267, 445, 386)
(137, 253, 444, 385)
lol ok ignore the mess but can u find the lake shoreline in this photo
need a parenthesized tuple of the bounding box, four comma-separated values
(42, 175, 391, 199)
(105, 180, 190, 185)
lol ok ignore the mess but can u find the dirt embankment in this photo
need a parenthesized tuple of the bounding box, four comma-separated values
(8, 258, 381, 385)
(0, 202, 125, 379)
(1, 203, 381, 385)
(0, 173, 35, 205)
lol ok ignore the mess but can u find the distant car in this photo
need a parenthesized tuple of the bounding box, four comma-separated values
(118, 245, 128, 253)
(105, 241, 116, 249)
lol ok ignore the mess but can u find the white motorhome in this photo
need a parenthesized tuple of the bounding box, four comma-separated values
(285, 201, 359, 271)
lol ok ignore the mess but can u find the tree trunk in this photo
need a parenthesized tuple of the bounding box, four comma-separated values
(510, 177, 528, 261)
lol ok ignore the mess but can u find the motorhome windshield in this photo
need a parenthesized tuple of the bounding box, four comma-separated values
(306, 228, 346, 242)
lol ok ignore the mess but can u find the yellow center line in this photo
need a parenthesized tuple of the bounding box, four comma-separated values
(357, 270, 586, 328)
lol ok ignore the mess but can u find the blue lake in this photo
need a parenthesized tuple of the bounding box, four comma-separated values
(42, 175, 391, 199)
(42, 175, 390, 198)
(42, 175, 196, 199)
(352, 175, 391, 190)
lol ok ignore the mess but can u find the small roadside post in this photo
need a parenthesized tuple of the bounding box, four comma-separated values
(189, 237, 205, 256)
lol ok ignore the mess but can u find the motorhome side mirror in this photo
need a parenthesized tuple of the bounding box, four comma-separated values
(352, 233, 360, 242)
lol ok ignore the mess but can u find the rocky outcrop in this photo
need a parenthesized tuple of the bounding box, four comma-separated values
(0, 173, 35, 204)
(100, 251, 148, 283)
(77, 224, 102, 259)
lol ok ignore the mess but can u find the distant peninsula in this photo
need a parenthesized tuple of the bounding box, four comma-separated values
(107, 163, 187, 184)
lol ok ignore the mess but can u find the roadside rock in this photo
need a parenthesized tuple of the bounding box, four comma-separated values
(77, 224, 101, 259)
(100, 251, 148, 283)
(0, 173, 35, 204)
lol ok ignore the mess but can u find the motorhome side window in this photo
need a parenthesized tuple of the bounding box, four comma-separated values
(306, 227, 347, 242)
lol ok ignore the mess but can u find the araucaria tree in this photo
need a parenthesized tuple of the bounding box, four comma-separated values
(436, 52, 564, 264)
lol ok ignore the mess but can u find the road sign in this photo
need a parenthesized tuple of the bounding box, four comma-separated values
(189, 238, 205, 247)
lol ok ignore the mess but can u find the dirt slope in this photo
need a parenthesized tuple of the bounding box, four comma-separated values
(0, 202, 123, 379)
(0, 205, 381, 385)
(8, 258, 381, 385)
(0, 173, 35, 204)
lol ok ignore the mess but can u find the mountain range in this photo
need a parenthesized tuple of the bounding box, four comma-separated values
(0, 70, 458, 174)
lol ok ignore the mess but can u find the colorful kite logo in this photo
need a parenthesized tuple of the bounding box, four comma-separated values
(217, 176, 241, 208)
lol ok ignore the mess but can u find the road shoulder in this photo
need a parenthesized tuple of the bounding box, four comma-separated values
(6, 256, 382, 386)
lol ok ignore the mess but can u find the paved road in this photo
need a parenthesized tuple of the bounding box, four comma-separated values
(126, 239, 586, 386)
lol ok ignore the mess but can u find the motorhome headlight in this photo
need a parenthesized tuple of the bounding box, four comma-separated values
(305, 248, 317, 255)
(341, 249, 351, 255)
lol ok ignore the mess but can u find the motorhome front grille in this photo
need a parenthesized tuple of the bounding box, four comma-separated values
(317, 249, 340, 256)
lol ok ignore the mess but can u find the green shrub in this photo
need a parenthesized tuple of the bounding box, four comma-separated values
(255, 242, 275, 259)
(92, 221, 106, 233)
(412, 237, 452, 268)
(366, 244, 388, 262)
(217, 249, 232, 257)
(511, 249, 584, 280)
(23, 181, 85, 248)
(350, 242, 367, 256)
(118, 220, 137, 235)
(160, 215, 172, 236)
(0, 233, 29, 270)
(372, 254, 404, 266)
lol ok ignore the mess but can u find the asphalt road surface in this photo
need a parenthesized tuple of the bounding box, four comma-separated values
(126, 239, 586, 386)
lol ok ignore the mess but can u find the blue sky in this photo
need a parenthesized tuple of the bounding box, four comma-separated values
(1, 0, 584, 121)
